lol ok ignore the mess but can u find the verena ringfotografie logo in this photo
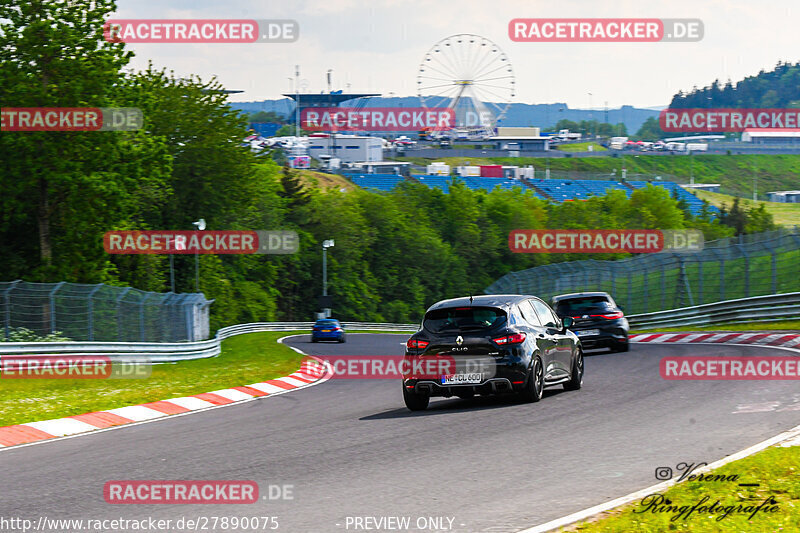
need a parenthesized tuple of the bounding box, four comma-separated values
(1, 108, 142, 132)
(660, 108, 800, 132)
(301, 108, 455, 132)
(661, 357, 800, 380)
(103, 230, 299, 255)
(104, 20, 298, 43)
(1, 356, 150, 379)
(509, 230, 703, 254)
(103, 481, 261, 504)
(509, 19, 703, 42)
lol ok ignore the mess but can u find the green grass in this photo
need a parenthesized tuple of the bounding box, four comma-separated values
(561, 446, 800, 532)
(632, 320, 800, 334)
(556, 142, 607, 153)
(695, 190, 800, 227)
(0, 331, 305, 427)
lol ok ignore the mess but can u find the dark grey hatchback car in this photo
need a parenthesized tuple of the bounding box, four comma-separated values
(402, 294, 583, 411)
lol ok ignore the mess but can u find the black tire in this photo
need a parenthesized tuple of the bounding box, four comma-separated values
(311, 338, 318, 343)
(518, 356, 544, 403)
(611, 339, 629, 353)
(338, 335, 346, 343)
(563, 349, 584, 391)
(403, 386, 429, 411)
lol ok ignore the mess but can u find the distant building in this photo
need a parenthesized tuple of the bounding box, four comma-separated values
(767, 190, 800, 203)
(348, 161, 411, 176)
(306, 135, 383, 163)
(682, 183, 721, 193)
(741, 129, 800, 144)
(249, 122, 282, 137)
(489, 136, 551, 151)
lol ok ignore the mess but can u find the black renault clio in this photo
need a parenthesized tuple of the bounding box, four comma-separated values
(402, 295, 583, 411)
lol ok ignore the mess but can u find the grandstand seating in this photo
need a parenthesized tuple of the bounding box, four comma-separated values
(343, 174, 716, 216)
(347, 174, 406, 191)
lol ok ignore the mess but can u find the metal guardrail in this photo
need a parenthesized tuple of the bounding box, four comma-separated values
(627, 292, 800, 329)
(0, 322, 419, 365)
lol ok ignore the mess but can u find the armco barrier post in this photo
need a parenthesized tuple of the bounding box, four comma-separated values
(2, 280, 20, 340)
(116, 287, 131, 341)
(87, 283, 103, 341)
(49, 281, 65, 334)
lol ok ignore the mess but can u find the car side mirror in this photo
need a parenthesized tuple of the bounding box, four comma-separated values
(561, 316, 573, 331)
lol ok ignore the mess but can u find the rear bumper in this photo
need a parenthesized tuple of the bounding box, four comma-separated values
(576, 331, 627, 349)
(312, 331, 343, 340)
(402, 360, 528, 397)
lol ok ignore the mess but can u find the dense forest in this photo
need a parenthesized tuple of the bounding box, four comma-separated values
(670, 60, 800, 109)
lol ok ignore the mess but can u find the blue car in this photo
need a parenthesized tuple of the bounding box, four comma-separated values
(311, 319, 346, 343)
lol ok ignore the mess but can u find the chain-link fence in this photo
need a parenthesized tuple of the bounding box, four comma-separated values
(486, 228, 800, 314)
(0, 282, 213, 342)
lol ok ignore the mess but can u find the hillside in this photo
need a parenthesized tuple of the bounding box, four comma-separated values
(295, 169, 354, 191)
(670, 60, 800, 109)
(694, 190, 800, 227)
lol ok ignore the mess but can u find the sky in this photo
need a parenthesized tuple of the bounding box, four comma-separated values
(112, 0, 800, 109)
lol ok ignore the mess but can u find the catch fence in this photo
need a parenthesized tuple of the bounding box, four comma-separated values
(0, 281, 212, 342)
(486, 228, 800, 315)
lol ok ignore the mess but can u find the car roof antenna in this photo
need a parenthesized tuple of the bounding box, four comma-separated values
(469, 293, 474, 305)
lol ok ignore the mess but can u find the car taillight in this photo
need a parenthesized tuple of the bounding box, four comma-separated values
(333, 327, 342, 331)
(406, 339, 429, 349)
(594, 312, 624, 320)
(493, 332, 526, 345)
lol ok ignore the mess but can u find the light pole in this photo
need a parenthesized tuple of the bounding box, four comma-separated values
(588, 92, 593, 138)
(295, 65, 300, 136)
(192, 218, 206, 292)
(322, 239, 334, 317)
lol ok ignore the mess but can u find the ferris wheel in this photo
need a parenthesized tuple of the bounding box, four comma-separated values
(417, 34, 515, 138)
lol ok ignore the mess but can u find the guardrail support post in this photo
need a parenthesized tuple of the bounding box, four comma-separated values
(697, 260, 703, 304)
(87, 283, 103, 341)
(116, 287, 131, 341)
(140, 293, 152, 342)
(49, 282, 65, 334)
(3, 280, 20, 340)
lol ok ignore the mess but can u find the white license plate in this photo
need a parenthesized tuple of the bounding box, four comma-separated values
(441, 373, 483, 385)
(577, 329, 600, 337)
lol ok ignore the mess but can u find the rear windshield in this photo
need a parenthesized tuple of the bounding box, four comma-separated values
(423, 306, 507, 333)
(315, 320, 339, 326)
(554, 297, 614, 316)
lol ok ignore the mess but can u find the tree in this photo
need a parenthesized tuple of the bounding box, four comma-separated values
(635, 117, 666, 141)
(275, 124, 308, 136)
(0, 0, 170, 281)
(249, 111, 285, 123)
